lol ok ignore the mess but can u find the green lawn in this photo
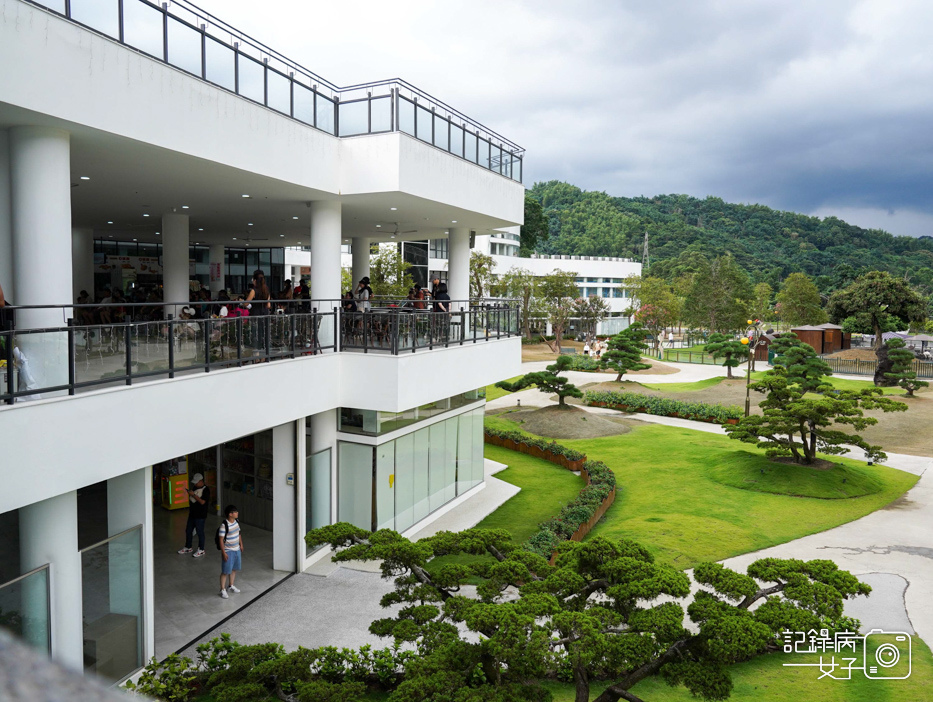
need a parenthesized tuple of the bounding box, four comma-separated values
(484, 415, 917, 569)
(640, 376, 728, 392)
(748, 371, 907, 395)
(486, 376, 524, 401)
(637, 373, 907, 396)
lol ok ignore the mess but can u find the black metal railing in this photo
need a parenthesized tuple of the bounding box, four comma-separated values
(21, 0, 523, 182)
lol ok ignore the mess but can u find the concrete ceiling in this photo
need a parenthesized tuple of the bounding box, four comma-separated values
(0, 101, 513, 248)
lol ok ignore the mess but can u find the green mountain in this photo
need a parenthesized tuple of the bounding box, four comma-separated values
(528, 181, 933, 295)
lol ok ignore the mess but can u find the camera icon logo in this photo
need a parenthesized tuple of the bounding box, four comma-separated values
(863, 629, 911, 679)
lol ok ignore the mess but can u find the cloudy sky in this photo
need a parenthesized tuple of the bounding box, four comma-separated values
(193, 0, 933, 237)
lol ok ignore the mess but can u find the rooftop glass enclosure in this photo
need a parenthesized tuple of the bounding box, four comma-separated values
(24, 0, 523, 181)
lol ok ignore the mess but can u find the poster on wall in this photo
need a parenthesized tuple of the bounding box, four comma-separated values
(210, 262, 222, 283)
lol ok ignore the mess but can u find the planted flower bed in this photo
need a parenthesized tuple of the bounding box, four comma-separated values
(583, 390, 742, 424)
(484, 427, 617, 560)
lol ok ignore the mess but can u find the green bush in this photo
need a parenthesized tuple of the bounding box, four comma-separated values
(565, 354, 601, 371)
(583, 390, 743, 422)
(484, 425, 587, 462)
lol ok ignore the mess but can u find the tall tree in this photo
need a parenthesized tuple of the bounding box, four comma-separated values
(626, 275, 680, 350)
(682, 255, 753, 332)
(520, 192, 550, 256)
(705, 332, 747, 379)
(369, 246, 414, 298)
(884, 338, 928, 397)
(498, 267, 537, 340)
(469, 250, 496, 300)
(572, 295, 610, 340)
(751, 282, 774, 323)
(536, 269, 579, 353)
(599, 323, 651, 381)
(496, 355, 582, 407)
(775, 273, 827, 326)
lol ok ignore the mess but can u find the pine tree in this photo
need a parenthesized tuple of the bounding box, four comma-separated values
(496, 355, 583, 407)
(705, 332, 748, 379)
(884, 338, 928, 397)
(599, 323, 651, 381)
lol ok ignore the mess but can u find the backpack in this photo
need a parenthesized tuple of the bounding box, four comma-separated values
(215, 520, 236, 550)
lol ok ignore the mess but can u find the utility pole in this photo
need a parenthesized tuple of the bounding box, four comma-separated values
(642, 230, 649, 270)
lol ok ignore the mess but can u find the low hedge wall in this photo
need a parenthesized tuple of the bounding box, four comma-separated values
(484, 427, 617, 559)
(583, 390, 742, 424)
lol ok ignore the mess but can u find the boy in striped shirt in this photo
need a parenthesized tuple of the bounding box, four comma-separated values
(219, 505, 244, 599)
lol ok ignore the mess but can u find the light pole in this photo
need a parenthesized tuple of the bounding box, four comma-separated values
(740, 319, 763, 417)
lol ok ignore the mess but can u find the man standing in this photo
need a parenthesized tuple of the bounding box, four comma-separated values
(177, 473, 210, 558)
(219, 505, 243, 599)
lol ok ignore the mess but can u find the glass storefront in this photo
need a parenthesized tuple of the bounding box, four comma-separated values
(0, 565, 51, 654)
(337, 407, 485, 532)
(339, 389, 485, 436)
(305, 448, 332, 556)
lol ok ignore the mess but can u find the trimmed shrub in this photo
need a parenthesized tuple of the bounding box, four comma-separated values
(583, 390, 742, 423)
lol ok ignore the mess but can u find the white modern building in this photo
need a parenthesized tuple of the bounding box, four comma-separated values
(0, 0, 523, 684)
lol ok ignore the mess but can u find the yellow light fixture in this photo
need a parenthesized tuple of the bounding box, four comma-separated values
(740, 337, 750, 345)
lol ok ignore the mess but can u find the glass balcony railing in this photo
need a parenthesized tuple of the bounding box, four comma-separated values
(0, 565, 51, 655)
(21, 0, 524, 182)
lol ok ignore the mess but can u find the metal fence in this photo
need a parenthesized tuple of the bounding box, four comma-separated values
(662, 349, 721, 365)
(819, 356, 933, 378)
(21, 0, 523, 181)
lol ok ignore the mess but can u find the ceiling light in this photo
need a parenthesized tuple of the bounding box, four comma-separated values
(108, 235, 113, 238)
(248, 223, 253, 226)
(390, 207, 397, 211)
(242, 194, 250, 198)
(376, 224, 382, 228)
(198, 228, 204, 231)
(142, 213, 149, 217)
(80, 176, 90, 180)
(132, 238, 137, 241)
(279, 234, 285, 237)
(232, 237, 237, 240)
(292, 216, 299, 220)
(451, 220, 457, 223)
(155, 231, 160, 235)
(107, 221, 113, 224)
(182, 205, 189, 209)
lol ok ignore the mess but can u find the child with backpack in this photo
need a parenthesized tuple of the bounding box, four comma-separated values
(217, 504, 244, 599)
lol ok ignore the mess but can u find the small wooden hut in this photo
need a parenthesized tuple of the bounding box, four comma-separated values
(791, 325, 827, 354)
(816, 323, 851, 353)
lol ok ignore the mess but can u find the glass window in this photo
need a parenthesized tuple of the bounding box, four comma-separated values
(0, 566, 50, 654)
(123, 0, 164, 59)
(412, 428, 430, 523)
(305, 448, 331, 555)
(267, 68, 291, 115)
(339, 99, 369, 137)
(433, 115, 449, 151)
(445, 417, 458, 501)
(416, 105, 432, 143)
(465, 131, 478, 164)
(338, 442, 373, 531)
(477, 138, 490, 169)
(450, 124, 464, 158)
(205, 38, 235, 91)
(457, 412, 473, 495)
(294, 83, 314, 125)
(398, 97, 415, 136)
(513, 157, 522, 183)
(371, 96, 392, 133)
(81, 527, 142, 682)
(490, 144, 502, 175)
(316, 94, 336, 135)
(394, 434, 415, 532)
(167, 17, 202, 76)
(70, 0, 119, 39)
(375, 443, 395, 531)
(237, 54, 265, 104)
(612, 288, 623, 298)
(602, 288, 610, 298)
(428, 422, 446, 512)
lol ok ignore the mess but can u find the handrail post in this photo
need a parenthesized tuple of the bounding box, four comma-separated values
(67, 318, 76, 396)
(204, 320, 211, 372)
(124, 323, 132, 385)
(265, 314, 271, 359)
(236, 316, 243, 366)
(4, 328, 13, 404)
(459, 309, 465, 345)
(167, 315, 175, 378)
(392, 309, 399, 355)
(363, 310, 369, 353)
(290, 313, 297, 358)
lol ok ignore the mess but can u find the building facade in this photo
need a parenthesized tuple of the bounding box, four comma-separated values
(0, 0, 523, 683)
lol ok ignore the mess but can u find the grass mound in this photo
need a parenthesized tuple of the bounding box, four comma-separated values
(495, 405, 632, 440)
(706, 453, 885, 499)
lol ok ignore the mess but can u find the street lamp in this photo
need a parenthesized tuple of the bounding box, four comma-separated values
(740, 319, 764, 417)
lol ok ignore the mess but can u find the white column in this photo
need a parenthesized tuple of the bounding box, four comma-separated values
(209, 243, 225, 296)
(310, 201, 342, 347)
(9, 127, 73, 396)
(0, 130, 12, 295)
(309, 410, 338, 526)
(351, 237, 370, 290)
(20, 492, 83, 670)
(162, 213, 189, 318)
(107, 468, 154, 662)
(295, 417, 308, 571)
(448, 227, 471, 310)
(71, 227, 95, 302)
(272, 422, 297, 572)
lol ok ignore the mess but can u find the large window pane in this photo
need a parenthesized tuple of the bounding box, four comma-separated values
(71, 0, 119, 39)
(472, 407, 485, 485)
(237, 54, 265, 104)
(375, 442, 395, 531)
(412, 428, 430, 522)
(123, 0, 164, 59)
(205, 38, 235, 91)
(267, 68, 291, 115)
(35, 0, 65, 13)
(306, 448, 331, 555)
(167, 17, 202, 76)
(316, 94, 336, 135)
(398, 97, 415, 136)
(338, 443, 373, 530)
(490, 144, 503, 175)
(445, 417, 458, 502)
(0, 567, 50, 654)
(428, 423, 446, 512)
(465, 132, 478, 164)
(513, 156, 522, 183)
(81, 527, 142, 683)
(416, 105, 433, 143)
(294, 84, 314, 125)
(339, 99, 369, 137)
(457, 412, 473, 495)
(394, 434, 415, 532)
(478, 138, 490, 169)
(450, 124, 464, 158)
(371, 96, 392, 133)
(433, 115, 449, 151)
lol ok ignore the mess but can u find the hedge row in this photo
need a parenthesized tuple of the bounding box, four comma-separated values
(484, 425, 587, 462)
(583, 390, 742, 423)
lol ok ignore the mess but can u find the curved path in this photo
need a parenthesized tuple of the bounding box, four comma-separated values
(491, 360, 933, 648)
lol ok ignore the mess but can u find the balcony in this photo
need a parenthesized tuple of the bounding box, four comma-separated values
(17, 0, 523, 182)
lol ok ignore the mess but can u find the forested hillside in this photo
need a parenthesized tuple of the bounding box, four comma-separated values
(528, 181, 933, 295)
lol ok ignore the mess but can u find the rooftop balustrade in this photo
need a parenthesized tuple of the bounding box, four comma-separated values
(0, 298, 519, 404)
(19, 0, 524, 182)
